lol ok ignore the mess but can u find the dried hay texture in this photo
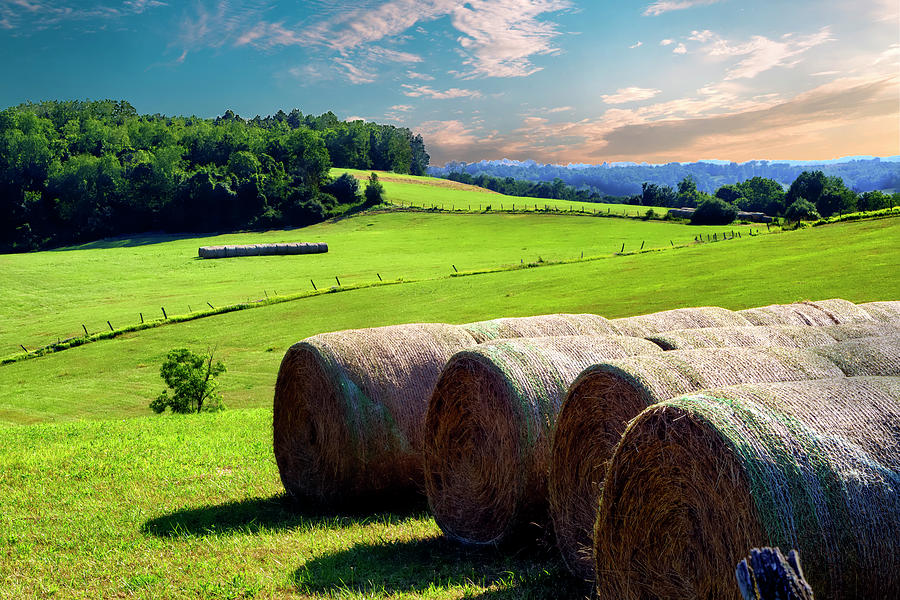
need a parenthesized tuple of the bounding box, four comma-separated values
(273, 323, 476, 506)
(859, 300, 900, 323)
(423, 334, 662, 546)
(738, 299, 874, 326)
(593, 376, 900, 600)
(812, 335, 900, 376)
(646, 325, 835, 350)
(820, 321, 900, 341)
(609, 306, 752, 337)
(461, 314, 620, 343)
(548, 346, 845, 581)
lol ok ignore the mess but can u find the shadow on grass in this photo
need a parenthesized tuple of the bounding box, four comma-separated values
(291, 536, 589, 599)
(141, 493, 426, 538)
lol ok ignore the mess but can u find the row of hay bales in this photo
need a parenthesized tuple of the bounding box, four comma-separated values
(272, 298, 900, 599)
(198, 242, 328, 258)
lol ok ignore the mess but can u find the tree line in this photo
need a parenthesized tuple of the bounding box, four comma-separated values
(0, 100, 428, 251)
(432, 157, 900, 197)
(442, 169, 897, 224)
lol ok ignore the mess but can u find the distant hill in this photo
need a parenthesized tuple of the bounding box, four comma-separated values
(429, 157, 900, 196)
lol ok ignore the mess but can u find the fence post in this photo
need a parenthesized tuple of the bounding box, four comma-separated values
(107, 321, 114, 331)
(161, 307, 167, 320)
(82, 324, 89, 336)
(311, 280, 317, 290)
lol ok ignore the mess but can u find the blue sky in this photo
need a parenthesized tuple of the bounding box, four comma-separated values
(1, 0, 897, 165)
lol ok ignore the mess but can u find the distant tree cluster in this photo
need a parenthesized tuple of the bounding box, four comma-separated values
(647, 171, 894, 224)
(446, 167, 896, 226)
(444, 171, 605, 202)
(0, 100, 429, 251)
(432, 158, 900, 197)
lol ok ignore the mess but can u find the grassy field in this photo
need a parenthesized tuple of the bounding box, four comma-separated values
(0, 410, 584, 599)
(0, 215, 895, 425)
(1, 209, 760, 356)
(335, 168, 669, 214)
(2, 188, 898, 599)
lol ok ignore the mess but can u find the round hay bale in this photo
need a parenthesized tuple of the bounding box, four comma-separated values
(283, 243, 301, 255)
(198, 246, 214, 258)
(315, 242, 328, 253)
(461, 314, 620, 343)
(223, 245, 238, 258)
(423, 334, 662, 546)
(593, 376, 900, 600)
(821, 321, 900, 341)
(609, 306, 752, 337)
(213, 246, 227, 258)
(548, 346, 845, 581)
(273, 322, 476, 507)
(646, 324, 836, 350)
(812, 335, 900, 376)
(738, 299, 872, 326)
(859, 300, 900, 322)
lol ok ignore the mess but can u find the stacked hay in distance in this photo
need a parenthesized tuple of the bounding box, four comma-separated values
(820, 320, 900, 340)
(548, 346, 845, 581)
(198, 242, 328, 258)
(609, 306, 752, 336)
(811, 335, 900, 376)
(273, 323, 476, 507)
(461, 313, 620, 343)
(646, 324, 836, 350)
(423, 334, 662, 545)
(737, 299, 874, 326)
(593, 376, 900, 600)
(859, 300, 900, 322)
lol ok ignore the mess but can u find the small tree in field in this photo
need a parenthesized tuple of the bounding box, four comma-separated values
(150, 348, 226, 414)
(364, 172, 385, 206)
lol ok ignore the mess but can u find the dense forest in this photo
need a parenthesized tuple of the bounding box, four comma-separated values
(431, 157, 900, 197)
(0, 100, 428, 251)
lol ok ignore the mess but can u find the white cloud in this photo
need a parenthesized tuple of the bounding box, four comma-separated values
(629, 41, 643, 49)
(701, 27, 835, 79)
(391, 104, 414, 111)
(297, 0, 574, 79)
(601, 87, 662, 104)
(660, 39, 674, 46)
(548, 105, 575, 113)
(334, 58, 377, 84)
(401, 84, 482, 99)
(0, 0, 167, 30)
(688, 29, 714, 42)
(643, 0, 721, 17)
(673, 43, 687, 54)
(407, 70, 435, 80)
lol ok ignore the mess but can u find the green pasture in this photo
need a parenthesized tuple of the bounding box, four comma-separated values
(0, 210, 760, 355)
(0, 410, 584, 599)
(0, 212, 898, 599)
(1, 215, 895, 425)
(334, 168, 670, 214)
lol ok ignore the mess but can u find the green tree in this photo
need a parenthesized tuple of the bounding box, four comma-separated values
(150, 348, 226, 414)
(857, 190, 891, 212)
(690, 197, 738, 225)
(364, 172, 385, 206)
(784, 199, 820, 222)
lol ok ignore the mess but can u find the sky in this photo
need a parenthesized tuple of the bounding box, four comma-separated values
(1, 0, 898, 165)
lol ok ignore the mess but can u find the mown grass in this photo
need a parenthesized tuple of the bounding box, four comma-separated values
(0, 209, 760, 355)
(0, 410, 587, 599)
(1, 215, 895, 425)
(1, 212, 897, 599)
(335, 168, 669, 214)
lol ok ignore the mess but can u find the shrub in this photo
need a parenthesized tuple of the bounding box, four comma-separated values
(323, 172, 361, 205)
(363, 172, 385, 206)
(150, 348, 226, 414)
(690, 198, 738, 225)
(784, 199, 821, 222)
